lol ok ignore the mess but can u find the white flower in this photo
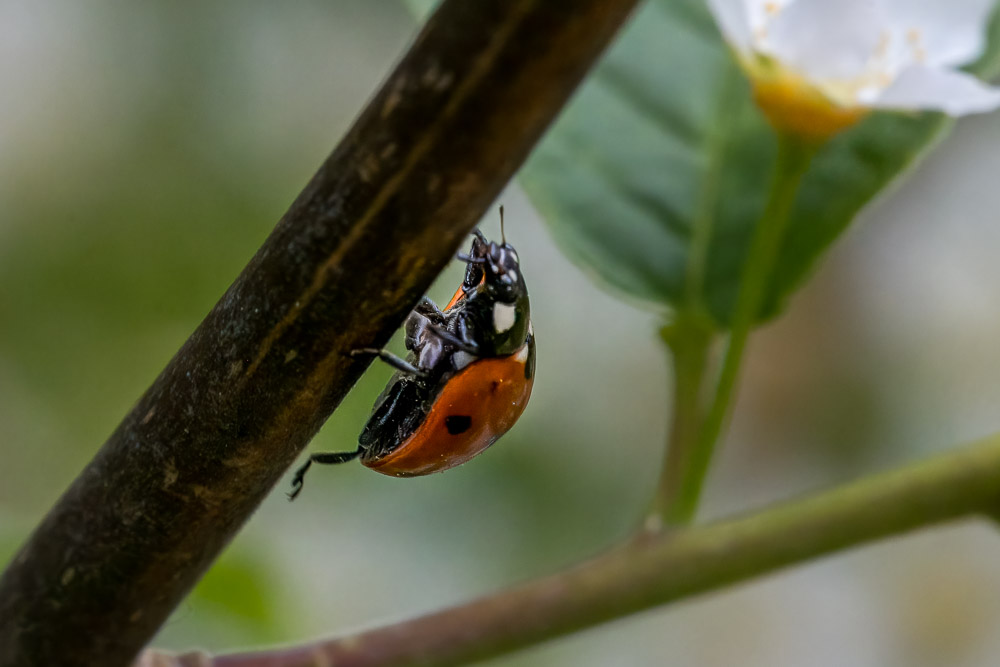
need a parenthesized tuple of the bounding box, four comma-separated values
(708, 0, 1000, 137)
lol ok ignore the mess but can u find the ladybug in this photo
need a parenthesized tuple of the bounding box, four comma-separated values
(289, 209, 535, 499)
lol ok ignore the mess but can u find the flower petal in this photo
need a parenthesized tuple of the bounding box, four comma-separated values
(706, 0, 752, 52)
(742, 0, 793, 35)
(880, 0, 997, 67)
(764, 0, 886, 80)
(869, 63, 1000, 114)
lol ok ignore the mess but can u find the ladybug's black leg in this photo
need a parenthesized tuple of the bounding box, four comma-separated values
(426, 323, 480, 355)
(405, 299, 445, 352)
(456, 253, 487, 264)
(287, 449, 361, 501)
(455, 316, 476, 347)
(472, 228, 488, 244)
(454, 315, 482, 353)
(350, 348, 429, 377)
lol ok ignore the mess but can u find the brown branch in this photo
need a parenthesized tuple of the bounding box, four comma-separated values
(141, 433, 1000, 667)
(0, 2, 640, 665)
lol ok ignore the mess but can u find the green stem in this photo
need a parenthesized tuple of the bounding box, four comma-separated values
(168, 432, 1000, 667)
(649, 319, 711, 526)
(669, 132, 818, 524)
(648, 65, 740, 526)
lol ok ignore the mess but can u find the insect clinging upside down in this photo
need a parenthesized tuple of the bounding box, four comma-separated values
(288, 208, 535, 499)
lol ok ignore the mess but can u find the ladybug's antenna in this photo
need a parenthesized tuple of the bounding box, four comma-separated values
(499, 205, 506, 245)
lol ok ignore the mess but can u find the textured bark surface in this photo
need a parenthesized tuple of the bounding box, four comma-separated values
(0, 1, 640, 665)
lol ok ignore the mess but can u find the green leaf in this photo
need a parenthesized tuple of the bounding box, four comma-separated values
(401, 0, 436, 18)
(520, 0, 1000, 326)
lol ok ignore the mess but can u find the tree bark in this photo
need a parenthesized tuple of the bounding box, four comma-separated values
(0, 1, 640, 665)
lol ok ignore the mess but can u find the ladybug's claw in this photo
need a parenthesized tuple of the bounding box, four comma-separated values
(288, 449, 362, 501)
(287, 459, 311, 501)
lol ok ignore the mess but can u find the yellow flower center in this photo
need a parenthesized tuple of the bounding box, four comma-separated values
(744, 56, 869, 142)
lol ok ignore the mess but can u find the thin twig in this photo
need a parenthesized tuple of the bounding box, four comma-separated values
(0, 2, 640, 665)
(142, 433, 1000, 666)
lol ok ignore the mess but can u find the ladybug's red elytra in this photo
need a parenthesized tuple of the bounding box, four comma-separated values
(289, 210, 535, 499)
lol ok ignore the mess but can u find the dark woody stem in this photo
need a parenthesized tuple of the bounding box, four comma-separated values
(0, 1, 641, 665)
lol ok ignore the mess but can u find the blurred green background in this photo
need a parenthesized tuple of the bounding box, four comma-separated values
(4, 3, 1000, 666)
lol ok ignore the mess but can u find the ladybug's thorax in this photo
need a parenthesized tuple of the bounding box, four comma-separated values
(462, 241, 530, 357)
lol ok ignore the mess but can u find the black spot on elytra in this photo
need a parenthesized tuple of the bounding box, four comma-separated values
(490, 380, 500, 393)
(445, 415, 472, 435)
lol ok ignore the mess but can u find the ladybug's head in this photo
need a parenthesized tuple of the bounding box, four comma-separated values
(461, 228, 525, 305)
(483, 237, 524, 303)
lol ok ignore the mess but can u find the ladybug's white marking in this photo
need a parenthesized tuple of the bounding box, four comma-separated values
(514, 343, 529, 363)
(493, 302, 517, 333)
(452, 350, 476, 370)
(527, 320, 534, 337)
